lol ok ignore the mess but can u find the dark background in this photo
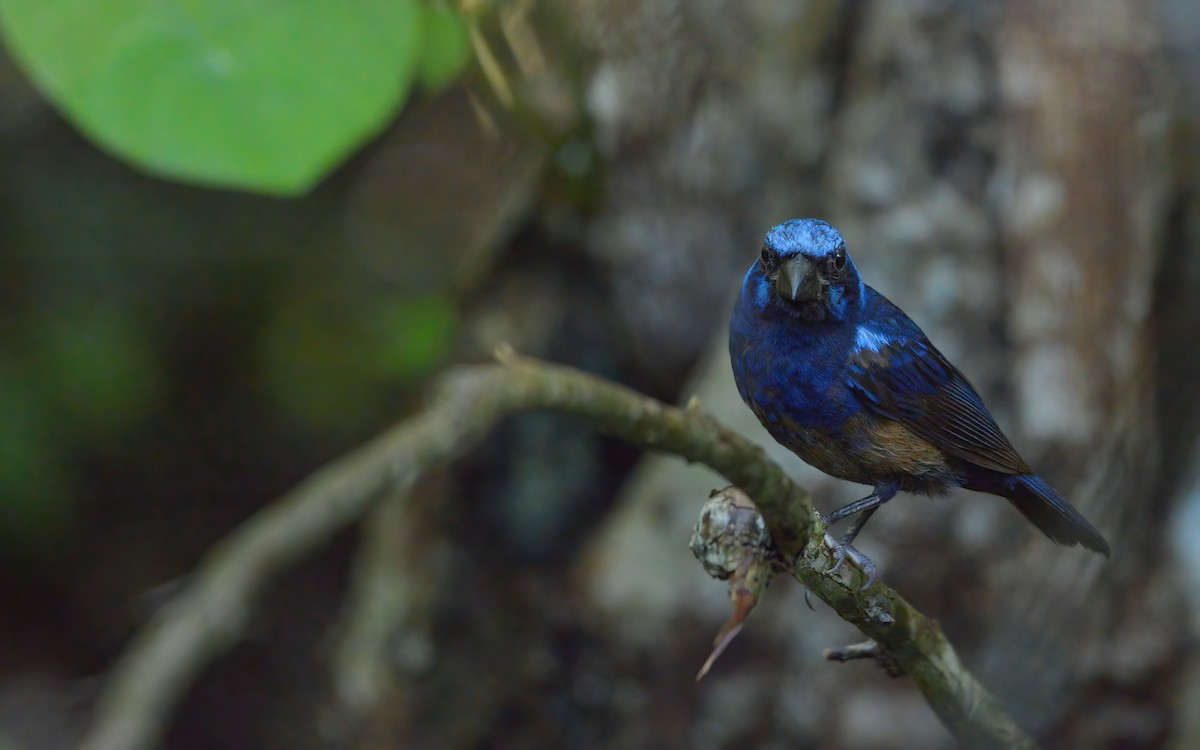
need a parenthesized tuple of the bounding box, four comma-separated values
(2, 1, 1200, 748)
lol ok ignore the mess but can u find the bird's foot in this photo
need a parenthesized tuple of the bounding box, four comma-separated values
(821, 533, 878, 590)
(821, 531, 846, 572)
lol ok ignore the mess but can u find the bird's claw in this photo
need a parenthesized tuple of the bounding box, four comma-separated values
(821, 532, 878, 590)
(844, 544, 878, 589)
(823, 533, 847, 574)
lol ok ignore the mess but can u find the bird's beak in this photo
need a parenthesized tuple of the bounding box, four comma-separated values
(776, 257, 822, 302)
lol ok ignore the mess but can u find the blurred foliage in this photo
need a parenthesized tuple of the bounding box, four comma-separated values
(415, 4, 471, 91)
(0, 0, 475, 559)
(26, 304, 163, 438)
(259, 287, 456, 433)
(0, 301, 164, 558)
(0, 366, 74, 557)
(0, 0, 473, 195)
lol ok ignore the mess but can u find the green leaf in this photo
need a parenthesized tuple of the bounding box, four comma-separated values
(0, 0, 423, 195)
(415, 4, 471, 91)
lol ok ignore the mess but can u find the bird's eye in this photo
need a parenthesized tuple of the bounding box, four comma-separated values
(760, 246, 771, 265)
(832, 248, 847, 272)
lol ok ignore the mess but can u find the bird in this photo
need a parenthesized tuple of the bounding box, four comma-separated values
(728, 218, 1110, 584)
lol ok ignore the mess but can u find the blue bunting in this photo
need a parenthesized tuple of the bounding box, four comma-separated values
(729, 219, 1110, 567)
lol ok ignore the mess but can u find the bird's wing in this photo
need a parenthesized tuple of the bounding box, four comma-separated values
(846, 332, 1030, 474)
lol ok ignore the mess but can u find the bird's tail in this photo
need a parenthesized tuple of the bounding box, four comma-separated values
(1004, 474, 1110, 556)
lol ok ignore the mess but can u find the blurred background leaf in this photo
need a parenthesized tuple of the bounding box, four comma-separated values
(0, 304, 160, 557)
(0, 0, 472, 194)
(25, 303, 162, 439)
(0, 365, 74, 558)
(415, 3, 471, 91)
(259, 284, 456, 433)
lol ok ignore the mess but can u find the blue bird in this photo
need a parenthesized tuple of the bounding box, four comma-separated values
(729, 219, 1110, 581)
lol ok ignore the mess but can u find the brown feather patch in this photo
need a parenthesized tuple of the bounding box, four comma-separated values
(854, 418, 949, 476)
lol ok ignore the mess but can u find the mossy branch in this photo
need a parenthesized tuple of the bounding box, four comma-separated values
(80, 348, 1037, 750)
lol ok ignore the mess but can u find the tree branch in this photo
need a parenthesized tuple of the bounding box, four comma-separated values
(80, 348, 1037, 750)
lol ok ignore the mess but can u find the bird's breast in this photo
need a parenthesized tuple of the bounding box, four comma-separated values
(769, 417, 868, 483)
(732, 330, 856, 432)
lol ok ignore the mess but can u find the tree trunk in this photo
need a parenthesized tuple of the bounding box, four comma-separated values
(356, 1, 1199, 747)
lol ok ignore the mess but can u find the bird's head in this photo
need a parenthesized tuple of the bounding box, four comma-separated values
(755, 218, 862, 322)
